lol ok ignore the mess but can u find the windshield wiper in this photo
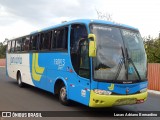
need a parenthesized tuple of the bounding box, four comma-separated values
(114, 47, 125, 80)
(115, 47, 141, 81)
(126, 48, 141, 80)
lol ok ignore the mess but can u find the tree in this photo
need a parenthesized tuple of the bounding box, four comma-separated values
(0, 42, 6, 58)
(95, 8, 113, 21)
(144, 37, 160, 63)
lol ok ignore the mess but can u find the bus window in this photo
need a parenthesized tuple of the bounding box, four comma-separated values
(21, 37, 25, 51)
(15, 39, 21, 52)
(70, 24, 89, 78)
(39, 31, 51, 50)
(51, 30, 56, 49)
(7, 41, 11, 53)
(22, 36, 30, 51)
(30, 35, 38, 51)
(70, 24, 88, 53)
(10, 40, 15, 53)
(52, 27, 68, 50)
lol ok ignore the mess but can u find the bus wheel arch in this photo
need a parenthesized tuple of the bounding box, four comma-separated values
(16, 70, 24, 87)
(54, 79, 70, 105)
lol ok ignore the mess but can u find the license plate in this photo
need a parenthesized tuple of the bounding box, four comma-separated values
(113, 98, 136, 106)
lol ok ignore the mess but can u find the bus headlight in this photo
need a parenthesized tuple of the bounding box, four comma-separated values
(140, 88, 147, 93)
(93, 89, 112, 95)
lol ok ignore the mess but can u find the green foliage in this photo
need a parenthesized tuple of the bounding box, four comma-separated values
(0, 42, 6, 58)
(144, 37, 160, 63)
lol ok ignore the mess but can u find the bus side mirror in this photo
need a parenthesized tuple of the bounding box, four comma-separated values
(88, 34, 96, 57)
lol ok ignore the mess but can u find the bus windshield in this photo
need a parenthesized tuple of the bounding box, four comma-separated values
(90, 24, 147, 81)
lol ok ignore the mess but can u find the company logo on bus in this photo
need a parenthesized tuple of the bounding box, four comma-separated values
(10, 56, 22, 64)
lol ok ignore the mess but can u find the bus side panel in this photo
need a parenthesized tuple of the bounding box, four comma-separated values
(7, 52, 91, 106)
(7, 53, 16, 79)
(40, 52, 90, 106)
(29, 53, 46, 90)
(6, 53, 9, 77)
(7, 53, 34, 86)
(29, 52, 70, 92)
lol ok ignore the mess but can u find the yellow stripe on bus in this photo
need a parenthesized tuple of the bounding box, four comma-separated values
(35, 53, 44, 74)
(32, 53, 45, 81)
(108, 83, 114, 91)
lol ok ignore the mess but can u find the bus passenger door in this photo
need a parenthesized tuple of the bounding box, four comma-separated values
(69, 24, 91, 106)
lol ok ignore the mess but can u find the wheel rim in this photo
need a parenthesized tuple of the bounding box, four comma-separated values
(60, 87, 67, 102)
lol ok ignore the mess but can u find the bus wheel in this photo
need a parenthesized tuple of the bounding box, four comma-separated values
(59, 84, 69, 105)
(17, 73, 23, 87)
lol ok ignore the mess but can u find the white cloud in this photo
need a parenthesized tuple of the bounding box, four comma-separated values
(0, 0, 160, 42)
(93, 0, 160, 37)
(0, 20, 36, 41)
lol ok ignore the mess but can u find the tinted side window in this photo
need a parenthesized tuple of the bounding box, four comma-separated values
(22, 36, 30, 51)
(70, 24, 88, 52)
(52, 27, 68, 50)
(10, 40, 15, 53)
(30, 35, 38, 50)
(7, 41, 11, 53)
(15, 39, 21, 52)
(51, 30, 56, 49)
(39, 31, 51, 50)
(21, 37, 25, 51)
(70, 24, 89, 78)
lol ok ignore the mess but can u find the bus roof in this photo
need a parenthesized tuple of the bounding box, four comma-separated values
(31, 19, 138, 34)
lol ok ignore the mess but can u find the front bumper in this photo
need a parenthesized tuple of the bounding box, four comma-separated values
(89, 90, 148, 107)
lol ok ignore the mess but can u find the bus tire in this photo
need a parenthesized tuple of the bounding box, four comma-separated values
(59, 83, 70, 105)
(17, 72, 24, 87)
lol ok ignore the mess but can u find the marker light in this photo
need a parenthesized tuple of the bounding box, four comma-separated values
(93, 89, 112, 95)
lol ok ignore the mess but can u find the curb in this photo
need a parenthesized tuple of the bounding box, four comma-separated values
(148, 90, 160, 95)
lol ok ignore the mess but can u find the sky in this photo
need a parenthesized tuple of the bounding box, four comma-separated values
(0, 0, 160, 42)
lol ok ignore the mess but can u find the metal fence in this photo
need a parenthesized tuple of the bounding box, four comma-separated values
(148, 63, 160, 91)
(0, 59, 159, 91)
(0, 59, 5, 66)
